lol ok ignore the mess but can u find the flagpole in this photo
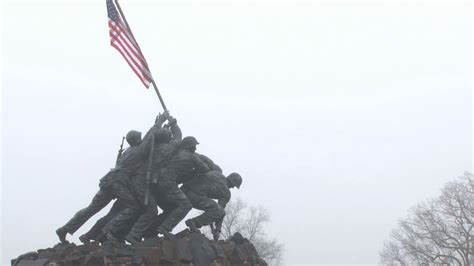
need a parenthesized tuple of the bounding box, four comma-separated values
(150, 80, 168, 112)
(114, 0, 168, 112)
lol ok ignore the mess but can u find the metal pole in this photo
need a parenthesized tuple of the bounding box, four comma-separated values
(114, 0, 168, 112)
(151, 80, 168, 112)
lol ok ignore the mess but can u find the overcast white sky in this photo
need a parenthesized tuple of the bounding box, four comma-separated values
(1, 0, 472, 265)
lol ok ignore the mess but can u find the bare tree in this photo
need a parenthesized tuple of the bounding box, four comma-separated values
(379, 238, 407, 266)
(252, 236, 285, 266)
(220, 198, 247, 240)
(380, 172, 474, 265)
(205, 198, 285, 265)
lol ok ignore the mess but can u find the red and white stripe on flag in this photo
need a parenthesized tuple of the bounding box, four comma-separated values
(108, 19, 153, 88)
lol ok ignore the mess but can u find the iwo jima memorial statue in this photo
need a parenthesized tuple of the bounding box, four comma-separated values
(11, 1, 266, 265)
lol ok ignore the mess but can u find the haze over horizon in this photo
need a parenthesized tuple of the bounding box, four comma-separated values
(1, 1, 472, 264)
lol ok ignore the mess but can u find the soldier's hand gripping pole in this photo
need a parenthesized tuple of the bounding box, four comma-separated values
(115, 136, 126, 166)
(144, 134, 155, 206)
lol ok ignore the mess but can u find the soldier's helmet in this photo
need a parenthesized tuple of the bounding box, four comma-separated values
(181, 136, 200, 150)
(227, 173, 242, 189)
(126, 130, 142, 146)
(155, 128, 172, 143)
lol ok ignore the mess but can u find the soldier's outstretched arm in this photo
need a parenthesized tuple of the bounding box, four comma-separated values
(214, 218, 223, 235)
(142, 112, 169, 144)
(154, 111, 169, 127)
(217, 192, 231, 209)
(168, 116, 183, 145)
(214, 193, 230, 234)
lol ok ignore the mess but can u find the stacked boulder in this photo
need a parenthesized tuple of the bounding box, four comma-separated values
(12, 231, 267, 266)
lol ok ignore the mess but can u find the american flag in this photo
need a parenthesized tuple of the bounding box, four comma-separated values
(107, 0, 153, 88)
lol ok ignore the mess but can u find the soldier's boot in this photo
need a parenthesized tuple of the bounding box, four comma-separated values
(102, 228, 120, 245)
(143, 228, 158, 240)
(55, 227, 69, 243)
(157, 227, 176, 241)
(79, 233, 91, 245)
(185, 219, 200, 233)
(93, 232, 107, 244)
(124, 234, 140, 245)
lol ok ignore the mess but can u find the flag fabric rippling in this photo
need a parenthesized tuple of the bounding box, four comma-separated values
(107, 0, 153, 88)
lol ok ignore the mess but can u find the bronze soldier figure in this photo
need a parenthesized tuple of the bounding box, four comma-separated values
(144, 151, 230, 240)
(123, 116, 183, 244)
(74, 120, 189, 244)
(182, 170, 242, 240)
(135, 135, 210, 241)
(55, 113, 168, 243)
(150, 136, 210, 237)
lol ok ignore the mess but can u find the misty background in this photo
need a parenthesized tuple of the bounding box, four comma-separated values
(1, 0, 472, 265)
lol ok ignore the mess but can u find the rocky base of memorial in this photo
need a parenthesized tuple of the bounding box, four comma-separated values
(12, 230, 267, 266)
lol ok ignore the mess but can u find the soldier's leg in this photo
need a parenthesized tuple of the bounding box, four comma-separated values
(143, 194, 175, 238)
(123, 174, 158, 243)
(79, 200, 125, 243)
(95, 210, 139, 244)
(155, 179, 192, 234)
(102, 182, 140, 239)
(57, 189, 113, 242)
(125, 196, 157, 243)
(185, 191, 225, 228)
(142, 214, 162, 239)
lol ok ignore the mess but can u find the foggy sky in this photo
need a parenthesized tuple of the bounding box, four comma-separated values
(1, 1, 472, 265)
